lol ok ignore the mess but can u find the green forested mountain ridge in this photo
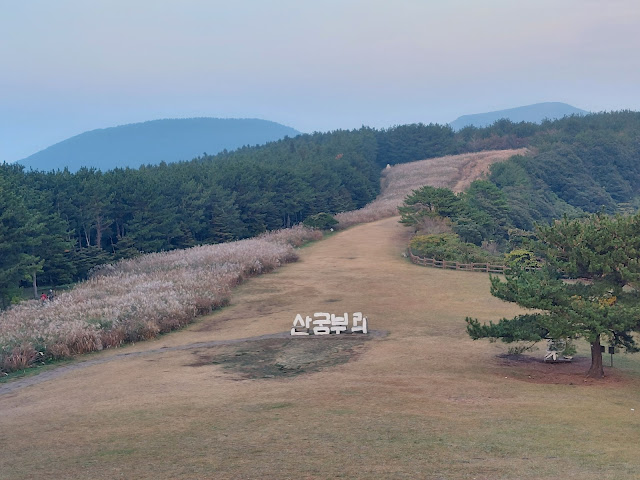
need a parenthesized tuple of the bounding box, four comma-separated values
(1, 128, 382, 305)
(18, 118, 300, 172)
(488, 111, 640, 230)
(450, 102, 588, 130)
(2, 111, 640, 307)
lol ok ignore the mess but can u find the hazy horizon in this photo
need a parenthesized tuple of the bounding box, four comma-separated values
(2, 0, 640, 163)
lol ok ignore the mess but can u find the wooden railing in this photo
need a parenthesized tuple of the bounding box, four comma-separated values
(407, 248, 507, 274)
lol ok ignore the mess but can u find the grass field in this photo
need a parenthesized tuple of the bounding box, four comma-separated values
(2, 216, 640, 479)
(335, 148, 528, 229)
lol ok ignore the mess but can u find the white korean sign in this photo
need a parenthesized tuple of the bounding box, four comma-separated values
(291, 312, 368, 335)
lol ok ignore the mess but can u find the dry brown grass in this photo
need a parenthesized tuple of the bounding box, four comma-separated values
(335, 148, 528, 229)
(2, 217, 640, 479)
(0, 226, 322, 373)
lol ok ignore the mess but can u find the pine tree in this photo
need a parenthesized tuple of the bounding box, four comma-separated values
(398, 186, 462, 228)
(0, 174, 44, 305)
(466, 213, 640, 378)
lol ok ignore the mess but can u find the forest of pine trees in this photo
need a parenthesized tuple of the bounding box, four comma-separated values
(3, 112, 640, 307)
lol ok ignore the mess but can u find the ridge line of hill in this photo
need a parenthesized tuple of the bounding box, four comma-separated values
(18, 117, 301, 172)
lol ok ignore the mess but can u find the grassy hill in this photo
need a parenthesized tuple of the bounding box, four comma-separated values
(4, 138, 640, 477)
(450, 102, 588, 130)
(335, 148, 528, 229)
(3, 216, 640, 479)
(18, 117, 300, 172)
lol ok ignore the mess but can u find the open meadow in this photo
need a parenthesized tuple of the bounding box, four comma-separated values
(2, 215, 640, 479)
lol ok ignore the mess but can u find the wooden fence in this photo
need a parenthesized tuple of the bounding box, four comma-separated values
(407, 248, 507, 274)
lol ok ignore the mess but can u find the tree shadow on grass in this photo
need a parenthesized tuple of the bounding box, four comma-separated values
(495, 354, 633, 387)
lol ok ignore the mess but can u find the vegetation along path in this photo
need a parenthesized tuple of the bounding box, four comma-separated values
(2, 217, 640, 479)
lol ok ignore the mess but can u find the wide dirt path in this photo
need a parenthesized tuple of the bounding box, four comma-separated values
(2, 218, 640, 480)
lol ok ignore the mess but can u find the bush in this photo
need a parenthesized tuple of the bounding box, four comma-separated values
(303, 213, 338, 230)
(409, 233, 501, 264)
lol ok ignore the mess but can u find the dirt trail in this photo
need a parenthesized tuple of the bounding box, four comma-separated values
(0, 333, 292, 396)
(2, 217, 640, 479)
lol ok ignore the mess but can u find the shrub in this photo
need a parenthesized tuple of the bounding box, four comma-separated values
(409, 234, 501, 264)
(2, 343, 39, 371)
(303, 213, 338, 230)
(416, 216, 453, 235)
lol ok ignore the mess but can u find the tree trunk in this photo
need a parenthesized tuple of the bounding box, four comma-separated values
(95, 217, 101, 249)
(32, 270, 38, 299)
(83, 226, 91, 247)
(587, 335, 605, 378)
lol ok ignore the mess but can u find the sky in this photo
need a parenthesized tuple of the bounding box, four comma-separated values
(2, 0, 640, 163)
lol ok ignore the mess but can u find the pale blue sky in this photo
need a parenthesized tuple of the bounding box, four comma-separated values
(2, 0, 639, 162)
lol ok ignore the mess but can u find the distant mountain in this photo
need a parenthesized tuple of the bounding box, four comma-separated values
(18, 118, 301, 172)
(449, 102, 589, 130)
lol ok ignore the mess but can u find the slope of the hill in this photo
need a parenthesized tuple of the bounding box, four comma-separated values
(335, 148, 528, 229)
(18, 118, 300, 172)
(2, 217, 640, 479)
(1, 147, 524, 372)
(450, 102, 588, 130)
(488, 111, 640, 229)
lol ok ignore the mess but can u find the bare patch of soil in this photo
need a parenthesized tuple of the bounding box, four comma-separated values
(188, 334, 378, 379)
(496, 354, 632, 387)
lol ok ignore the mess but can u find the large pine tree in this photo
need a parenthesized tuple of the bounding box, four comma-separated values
(466, 213, 640, 378)
(0, 174, 44, 305)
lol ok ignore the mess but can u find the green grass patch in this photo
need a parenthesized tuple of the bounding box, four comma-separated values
(0, 357, 74, 384)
